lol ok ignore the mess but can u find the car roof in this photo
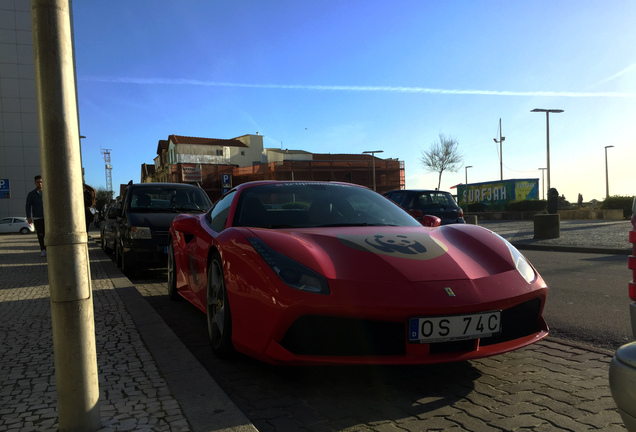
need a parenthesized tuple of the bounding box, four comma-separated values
(233, 180, 368, 191)
(385, 189, 452, 194)
(128, 182, 202, 189)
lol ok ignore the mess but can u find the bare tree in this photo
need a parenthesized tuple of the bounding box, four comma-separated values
(420, 134, 464, 190)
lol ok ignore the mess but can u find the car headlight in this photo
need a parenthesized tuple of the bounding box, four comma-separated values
(493, 233, 537, 284)
(130, 226, 152, 240)
(506, 242, 537, 284)
(248, 238, 330, 295)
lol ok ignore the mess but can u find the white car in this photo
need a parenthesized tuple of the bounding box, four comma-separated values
(0, 217, 34, 234)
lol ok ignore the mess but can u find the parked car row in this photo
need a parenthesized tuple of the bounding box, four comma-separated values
(98, 182, 548, 367)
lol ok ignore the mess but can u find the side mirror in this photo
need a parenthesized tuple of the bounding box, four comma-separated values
(420, 215, 441, 228)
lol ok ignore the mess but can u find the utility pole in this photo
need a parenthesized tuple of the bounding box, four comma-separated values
(363, 150, 384, 191)
(538, 168, 547, 200)
(605, 145, 614, 198)
(31, 1, 101, 430)
(493, 118, 505, 181)
(531, 109, 564, 190)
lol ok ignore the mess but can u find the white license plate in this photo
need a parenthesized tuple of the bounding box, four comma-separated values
(408, 311, 501, 343)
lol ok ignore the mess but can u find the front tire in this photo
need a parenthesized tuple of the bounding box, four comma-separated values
(207, 252, 234, 358)
(115, 243, 122, 267)
(167, 241, 180, 301)
(121, 250, 136, 278)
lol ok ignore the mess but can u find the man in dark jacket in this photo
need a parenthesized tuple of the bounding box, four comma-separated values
(25, 175, 46, 256)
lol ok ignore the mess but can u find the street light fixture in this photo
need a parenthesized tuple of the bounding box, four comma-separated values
(531, 109, 563, 191)
(362, 150, 384, 191)
(605, 145, 615, 198)
(465, 165, 473, 186)
(538, 167, 547, 200)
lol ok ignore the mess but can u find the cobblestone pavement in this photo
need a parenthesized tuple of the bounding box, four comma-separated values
(0, 233, 253, 432)
(0, 235, 190, 432)
(0, 219, 632, 431)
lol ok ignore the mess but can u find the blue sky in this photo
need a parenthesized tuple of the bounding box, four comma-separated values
(72, 1, 636, 203)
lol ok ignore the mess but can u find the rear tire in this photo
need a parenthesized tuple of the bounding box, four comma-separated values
(101, 233, 110, 252)
(207, 252, 234, 358)
(167, 241, 180, 301)
(20, 227, 29, 234)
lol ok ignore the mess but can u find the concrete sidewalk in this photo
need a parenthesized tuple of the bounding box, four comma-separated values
(0, 219, 632, 431)
(0, 231, 256, 432)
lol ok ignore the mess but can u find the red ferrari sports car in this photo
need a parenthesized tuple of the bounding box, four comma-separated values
(168, 181, 548, 365)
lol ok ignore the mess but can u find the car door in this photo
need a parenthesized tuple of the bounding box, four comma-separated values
(0, 217, 12, 233)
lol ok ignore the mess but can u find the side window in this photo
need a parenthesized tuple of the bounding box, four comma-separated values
(208, 191, 235, 232)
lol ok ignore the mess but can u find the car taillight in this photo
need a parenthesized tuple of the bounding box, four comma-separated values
(458, 208, 464, 218)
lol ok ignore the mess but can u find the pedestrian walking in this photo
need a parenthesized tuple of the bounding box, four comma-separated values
(83, 183, 96, 233)
(25, 175, 46, 256)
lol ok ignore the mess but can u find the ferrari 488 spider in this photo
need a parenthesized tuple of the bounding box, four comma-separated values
(168, 181, 548, 365)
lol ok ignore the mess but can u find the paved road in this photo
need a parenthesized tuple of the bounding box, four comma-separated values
(522, 249, 632, 351)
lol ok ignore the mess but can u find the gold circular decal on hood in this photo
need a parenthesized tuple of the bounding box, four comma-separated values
(338, 232, 448, 261)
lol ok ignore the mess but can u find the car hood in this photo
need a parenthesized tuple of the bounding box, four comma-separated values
(126, 211, 180, 231)
(249, 224, 520, 283)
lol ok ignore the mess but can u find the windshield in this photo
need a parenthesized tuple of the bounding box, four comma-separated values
(129, 186, 211, 212)
(233, 182, 421, 229)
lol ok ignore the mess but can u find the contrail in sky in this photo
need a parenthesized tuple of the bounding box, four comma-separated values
(596, 63, 636, 85)
(85, 76, 636, 98)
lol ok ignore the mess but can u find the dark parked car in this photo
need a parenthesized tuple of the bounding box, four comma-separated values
(114, 182, 212, 276)
(100, 202, 120, 253)
(384, 189, 465, 225)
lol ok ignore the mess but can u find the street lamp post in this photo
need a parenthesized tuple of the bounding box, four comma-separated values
(362, 150, 383, 191)
(531, 109, 563, 191)
(493, 118, 505, 180)
(79, 135, 86, 181)
(464, 165, 473, 211)
(605, 145, 614, 198)
(538, 167, 547, 200)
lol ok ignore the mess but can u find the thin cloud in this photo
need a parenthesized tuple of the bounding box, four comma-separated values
(83, 76, 636, 98)
(597, 63, 636, 85)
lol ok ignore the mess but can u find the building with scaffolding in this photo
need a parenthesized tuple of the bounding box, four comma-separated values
(140, 134, 405, 201)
